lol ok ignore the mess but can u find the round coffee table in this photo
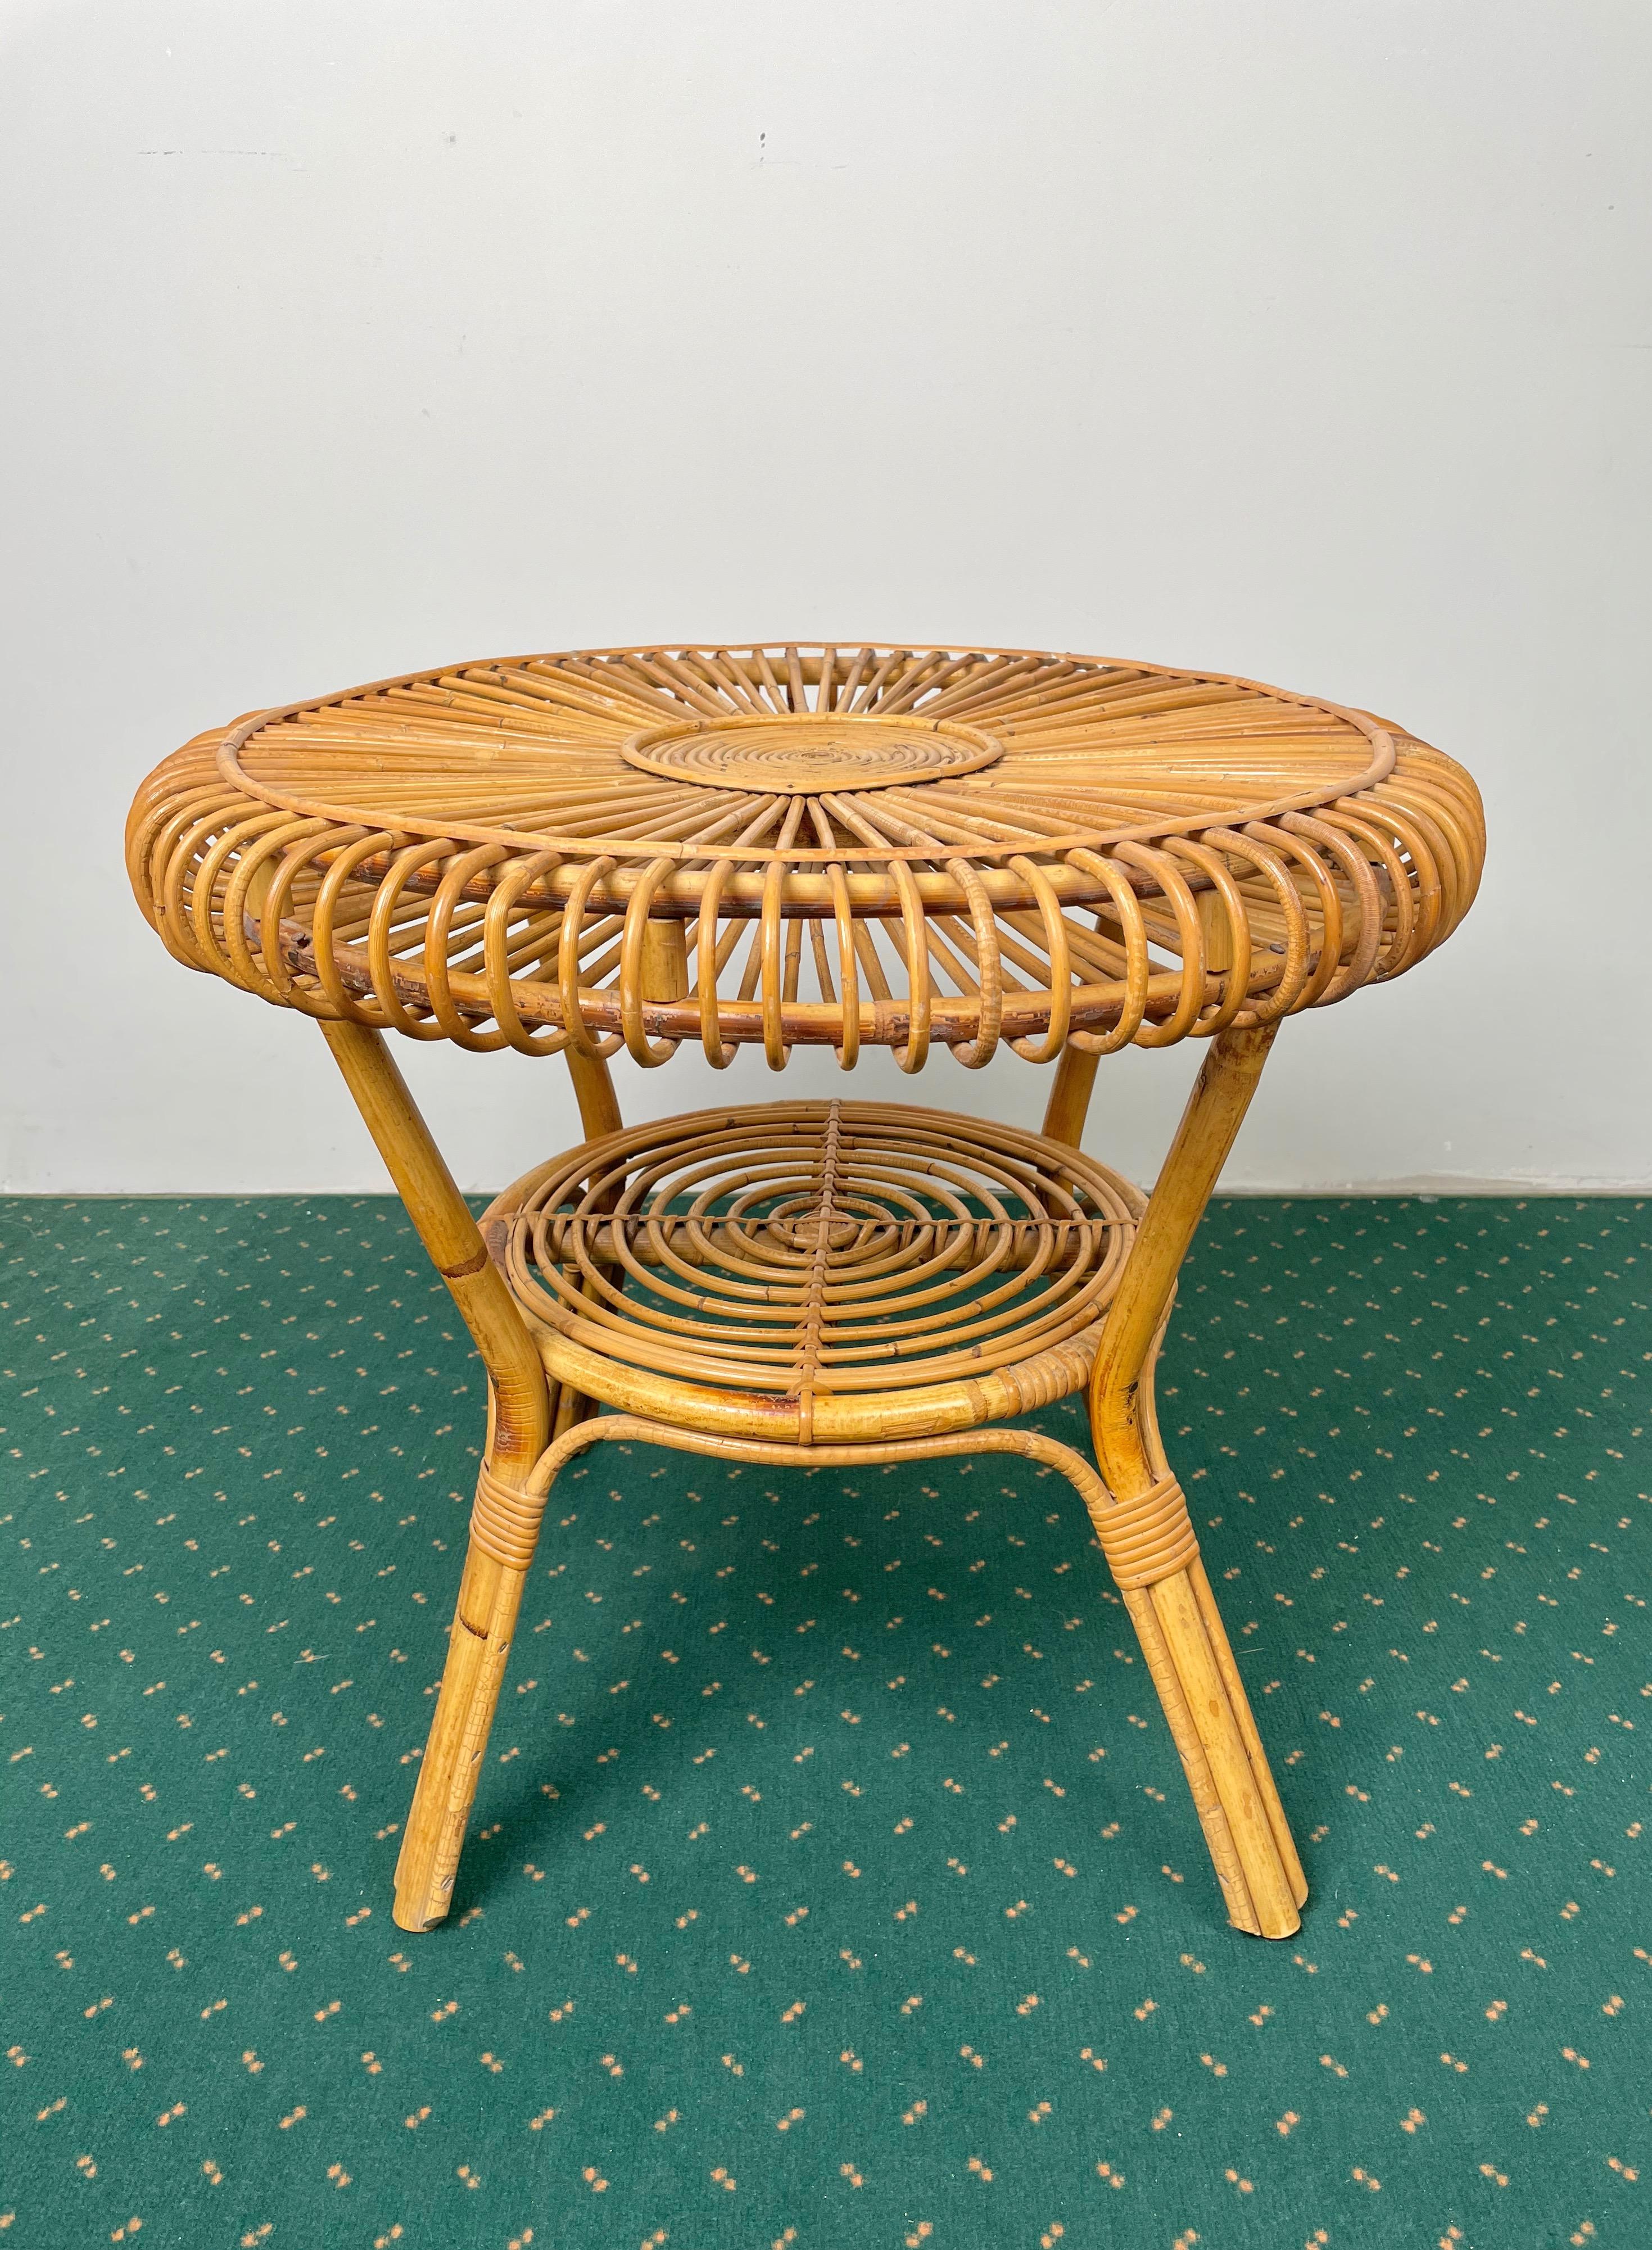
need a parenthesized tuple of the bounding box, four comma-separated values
(127, 641, 1483, 1939)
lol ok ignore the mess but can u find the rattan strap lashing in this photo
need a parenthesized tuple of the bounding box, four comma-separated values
(1090, 1472, 1198, 1591)
(470, 1460, 549, 1572)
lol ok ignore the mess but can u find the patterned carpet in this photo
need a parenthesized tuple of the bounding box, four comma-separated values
(2, 1190, 1647, 2249)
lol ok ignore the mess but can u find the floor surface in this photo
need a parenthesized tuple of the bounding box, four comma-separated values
(2, 1192, 1648, 2247)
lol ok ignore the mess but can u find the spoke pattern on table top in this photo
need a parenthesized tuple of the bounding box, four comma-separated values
(223, 644, 1390, 860)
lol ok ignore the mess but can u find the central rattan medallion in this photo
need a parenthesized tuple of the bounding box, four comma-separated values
(619, 711, 1004, 794)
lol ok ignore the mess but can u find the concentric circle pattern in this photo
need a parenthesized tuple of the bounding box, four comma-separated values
(619, 713, 1006, 793)
(126, 641, 1484, 1063)
(496, 1102, 1141, 1438)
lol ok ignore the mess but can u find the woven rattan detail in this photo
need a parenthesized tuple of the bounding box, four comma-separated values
(1089, 1472, 1200, 1590)
(469, 1459, 548, 1573)
(501, 1099, 1138, 1420)
(620, 713, 1005, 794)
(126, 641, 1484, 1065)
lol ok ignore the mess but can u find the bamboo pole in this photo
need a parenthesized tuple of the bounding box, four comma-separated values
(318, 1020, 552, 1930)
(1087, 1021, 1307, 1936)
(1042, 1045, 1099, 1147)
(564, 1046, 622, 1140)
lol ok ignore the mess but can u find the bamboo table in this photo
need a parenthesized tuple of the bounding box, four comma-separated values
(128, 641, 1483, 1939)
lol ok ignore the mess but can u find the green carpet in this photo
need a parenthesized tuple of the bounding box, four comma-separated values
(2, 1192, 1647, 2250)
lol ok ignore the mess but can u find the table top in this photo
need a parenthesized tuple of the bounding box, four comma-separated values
(128, 641, 1483, 1067)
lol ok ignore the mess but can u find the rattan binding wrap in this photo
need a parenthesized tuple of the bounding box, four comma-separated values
(469, 1459, 547, 1573)
(1086, 1472, 1200, 1590)
(126, 642, 1483, 1068)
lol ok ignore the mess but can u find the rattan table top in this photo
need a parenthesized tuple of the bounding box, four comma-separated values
(128, 641, 1482, 1067)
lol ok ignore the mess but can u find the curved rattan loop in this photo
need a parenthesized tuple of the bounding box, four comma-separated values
(423, 844, 512, 1051)
(368, 841, 464, 1040)
(696, 859, 737, 1070)
(1287, 801, 1395, 994)
(257, 830, 348, 1016)
(158, 802, 238, 969)
(759, 856, 791, 1072)
(827, 861, 860, 1072)
(1165, 837, 1253, 1035)
(484, 849, 571, 1056)
(1199, 826, 1312, 1026)
(1329, 807, 1420, 979)
(1323, 810, 1413, 985)
(313, 832, 402, 1027)
(1278, 813, 1379, 1002)
(1062, 848, 1152, 1056)
(1392, 772, 1477, 920)
(1006, 853, 1072, 1063)
(1371, 793, 1450, 959)
(1253, 818, 1348, 1007)
(222, 816, 332, 1003)
(942, 855, 1004, 1069)
(559, 855, 623, 1061)
(1118, 843, 1206, 1048)
(188, 808, 293, 987)
(1340, 794, 1444, 975)
(132, 779, 227, 950)
(889, 859, 930, 1074)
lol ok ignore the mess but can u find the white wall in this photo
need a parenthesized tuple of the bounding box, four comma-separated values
(3, 0, 1647, 1195)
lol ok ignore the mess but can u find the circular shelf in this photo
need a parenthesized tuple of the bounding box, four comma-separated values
(491, 1098, 1143, 1443)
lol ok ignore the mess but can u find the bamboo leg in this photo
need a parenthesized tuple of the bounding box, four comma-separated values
(1135, 1312, 1306, 1912)
(564, 1045, 622, 1140)
(319, 1021, 553, 1931)
(1042, 912, 1114, 1148)
(1041, 1044, 1100, 1148)
(1087, 1021, 1307, 1937)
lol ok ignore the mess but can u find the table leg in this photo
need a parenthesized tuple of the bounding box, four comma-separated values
(318, 1021, 553, 1930)
(1041, 1044, 1100, 1148)
(1087, 1022, 1308, 1937)
(564, 1045, 623, 1141)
